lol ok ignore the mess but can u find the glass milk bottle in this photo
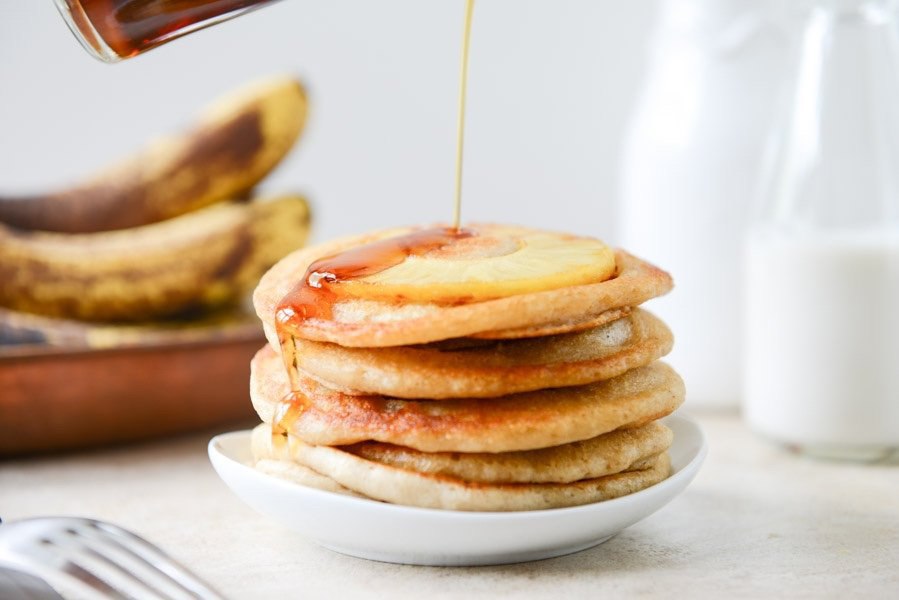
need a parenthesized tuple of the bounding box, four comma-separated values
(744, 0, 899, 460)
(618, 0, 787, 409)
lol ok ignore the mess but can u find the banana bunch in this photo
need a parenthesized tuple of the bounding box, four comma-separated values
(0, 77, 311, 324)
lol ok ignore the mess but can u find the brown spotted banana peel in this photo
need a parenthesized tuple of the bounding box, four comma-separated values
(0, 77, 307, 233)
(0, 195, 311, 321)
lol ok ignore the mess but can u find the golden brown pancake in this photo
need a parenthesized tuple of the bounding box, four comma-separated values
(254, 459, 365, 497)
(471, 306, 632, 340)
(250, 344, 684, 453)
(291, 308, 672, 399)
(253, 421, 671, 484)
(344, 422, 671, 483)
(250, 427, 365, 497)
(253, 226, 673, 348)
(252, 427, 671, 511)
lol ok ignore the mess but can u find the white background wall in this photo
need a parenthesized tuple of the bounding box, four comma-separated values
(0, 1, 658, 243)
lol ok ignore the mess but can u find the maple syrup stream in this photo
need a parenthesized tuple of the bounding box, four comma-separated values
(274, 1, 478, 432)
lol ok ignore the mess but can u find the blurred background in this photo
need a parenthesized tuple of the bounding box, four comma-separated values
(0, 0, 797, 425)
(0, 0, 658, 243)
(8, 1, 894, 458)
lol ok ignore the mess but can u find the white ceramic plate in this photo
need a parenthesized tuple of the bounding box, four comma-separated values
(208, 414, 706, 566)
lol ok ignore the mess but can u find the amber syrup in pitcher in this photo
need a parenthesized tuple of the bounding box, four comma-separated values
(58, 0, 275, 60)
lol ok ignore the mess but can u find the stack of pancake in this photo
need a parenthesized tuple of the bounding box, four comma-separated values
(249, 224, 684, 511)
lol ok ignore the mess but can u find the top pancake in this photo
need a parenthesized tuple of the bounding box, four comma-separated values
(253, 225, 673, 348)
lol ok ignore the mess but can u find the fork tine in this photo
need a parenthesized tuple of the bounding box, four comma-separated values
(9, 533, 132, 600)
(73, 542, 188, 600)
(0, 518, 224, 600)
(59, 559, 130, 600)
(89, 521, 223, 599)
(73, 524, 203, 600)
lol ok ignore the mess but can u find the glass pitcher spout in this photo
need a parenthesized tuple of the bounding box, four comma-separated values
(54, 0, 280, 62)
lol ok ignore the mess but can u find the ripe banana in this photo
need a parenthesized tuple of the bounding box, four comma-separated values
(0, 195, 311, 321)
(0, 77, 307, 233)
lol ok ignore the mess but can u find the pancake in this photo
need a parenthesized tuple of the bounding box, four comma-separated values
(254, 226, 673, 348)
(344, 422, 671, 483)
(253, 421, 671, 484)
(250, 344, 684, 453)
(254, 459, 364, 497)
(471, 306, 632, 340)
(251, 425, 365, 497)
(253, 430, 671, 511)
(291, 308, 672, 399)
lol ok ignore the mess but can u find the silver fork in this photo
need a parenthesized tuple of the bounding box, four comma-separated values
(0, 517, 224, 600)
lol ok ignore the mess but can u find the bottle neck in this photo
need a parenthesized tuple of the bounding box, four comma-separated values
(757, 0, 899, 230)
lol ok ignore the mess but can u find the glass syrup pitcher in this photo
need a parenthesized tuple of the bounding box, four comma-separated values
(54, 0, 280, 62)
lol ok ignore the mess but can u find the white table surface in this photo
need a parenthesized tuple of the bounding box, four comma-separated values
(1, 412, 897, 599)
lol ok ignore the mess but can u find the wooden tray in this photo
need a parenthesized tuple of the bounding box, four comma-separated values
(0, 311, 264, 457)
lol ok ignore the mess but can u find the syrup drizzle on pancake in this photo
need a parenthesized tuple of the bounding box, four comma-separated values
(273, 227, 474, 423)
(276, 227, 473, 325)
(272, 391, 305, 435)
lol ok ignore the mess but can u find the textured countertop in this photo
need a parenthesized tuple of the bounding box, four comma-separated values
(1, 413, 897, 599)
